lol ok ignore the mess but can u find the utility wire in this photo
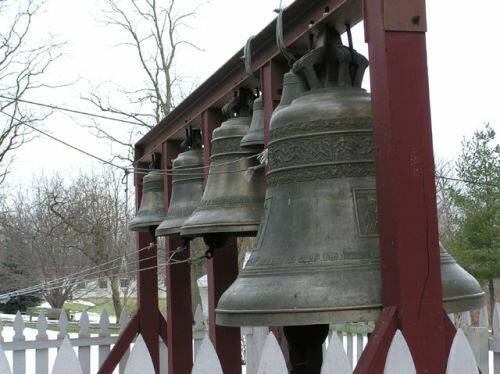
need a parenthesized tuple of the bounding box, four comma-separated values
(0, 110, 265, 177)
(435, 175, 499, 188)
(3, 107, 497, 187)
(0, 243, 157, 299)
(0, 95, 143, 125)
(0, 110, 128, 171)
(0, 243, 199, 301)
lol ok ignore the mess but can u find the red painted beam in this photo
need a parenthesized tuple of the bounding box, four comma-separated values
(133, 168, 161, 373)
(354, 307, 397, 373)
(97, 314, 139, 374)
(99, 164, 161, 373)
(135, 0, 363, 160)
(361, 0, 453, 371)
(261, 61, 285, 145)
(163, 139, 194, 374)
(207, 239, 241, 374)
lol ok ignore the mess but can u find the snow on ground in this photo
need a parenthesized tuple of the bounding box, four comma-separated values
(74, 299, 96, 307)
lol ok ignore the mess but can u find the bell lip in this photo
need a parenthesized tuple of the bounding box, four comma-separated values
(442, 292, 485, 313)
(180, 223, 259, 238)
(216, 292, 486, 327)
(240, 135, 265, 148)
(128, 222, 160, 232)
(155, 225, 181, 237)
(216, 307, 382, 327)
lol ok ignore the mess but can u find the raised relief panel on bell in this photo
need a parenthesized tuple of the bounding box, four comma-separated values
(353, 188, 378, 237)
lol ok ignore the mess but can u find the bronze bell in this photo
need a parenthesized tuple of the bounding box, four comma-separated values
(216, 28, 484, 327)
(240, 95, 264, 148)
(156, 129, 204, 237)
(272, 70, 306, 116)
(181, 88, 266, 246)
(129, 154, 165, 232)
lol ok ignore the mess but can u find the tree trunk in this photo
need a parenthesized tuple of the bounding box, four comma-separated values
(46, 289, 66, 309)
(190, 239, 206, 316)
(110, 276, 123, 323)
(488, 278, 495, 327)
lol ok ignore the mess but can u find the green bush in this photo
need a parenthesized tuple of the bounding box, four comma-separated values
(0, 295, 43, 314)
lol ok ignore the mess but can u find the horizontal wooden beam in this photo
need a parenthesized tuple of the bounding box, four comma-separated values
(135, 0, 362, 161)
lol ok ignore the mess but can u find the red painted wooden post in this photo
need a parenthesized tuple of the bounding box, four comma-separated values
(134, 164, 161, 373)
(261, 61, 284, 144)
(355, 0, 454, 372)
(98, 162, 161, 374)
(207, 238, 241, 373)
(201, 109, 242, 374)
(162, 141, 194, 374)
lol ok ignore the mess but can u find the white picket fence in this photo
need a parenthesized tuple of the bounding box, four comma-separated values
(0, 303, 498, 373)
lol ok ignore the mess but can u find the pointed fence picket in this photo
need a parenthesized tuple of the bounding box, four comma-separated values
(13, 312, 26, 374)
(193, 327, 486, 374)
(36, 312, 49, 374)
(123, 335, 155, 374)
(52, 337, 83, 374)
(193, 305, 205, 360)
(0, 303, 496, 373)
(492, 303, 500, 373)
(0, 308, 129, 374)
(192, 335, 223, 374)
(99, 310, 111, 368)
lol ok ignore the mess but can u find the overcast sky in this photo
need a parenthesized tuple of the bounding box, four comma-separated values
(4, 0, 500, 188)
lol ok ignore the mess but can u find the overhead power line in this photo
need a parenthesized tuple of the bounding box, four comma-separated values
(435, 175, 499, 188)
(2, 110, 497, 187)
(0, 110, 128, 171)
(0, 95, 143, 125)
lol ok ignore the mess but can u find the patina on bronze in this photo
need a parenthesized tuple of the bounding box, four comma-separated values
(240, 95, 265, 148)
(129, 154, 165, 232)
(156, 129, 204, 237)
(181, 88, 266, 247)
(216, 27, 484, 327)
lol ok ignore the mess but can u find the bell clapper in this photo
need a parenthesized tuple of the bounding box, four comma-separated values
(284, 324, 329, 374)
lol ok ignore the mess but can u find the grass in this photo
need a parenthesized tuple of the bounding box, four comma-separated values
(64, 297, 167, 318)
(3, 297, 168, 334)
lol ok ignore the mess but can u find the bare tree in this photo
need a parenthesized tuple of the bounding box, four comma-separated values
(0, 0, 63, 183)
(435, 159, 458, 243)
(85, 0, 202, 163)
(46, 169, 135, 320)
(0, 185, 90, 308)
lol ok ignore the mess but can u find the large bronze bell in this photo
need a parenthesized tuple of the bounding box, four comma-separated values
(156, 129, 204, 237)
(181, 88, 266, 246)
(129, 154, 165, 232)
(240, 95, 265, 148)
(216, 28, 484, 327)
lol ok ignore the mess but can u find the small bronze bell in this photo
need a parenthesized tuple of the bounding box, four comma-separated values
(240, 95, 264, 148)
(272, 70, 306, 116)
(216, 28, 484, 327)
(129, 154, 165, 232)
(156, 129, 204, 237)
(181, 88, 266, 247)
